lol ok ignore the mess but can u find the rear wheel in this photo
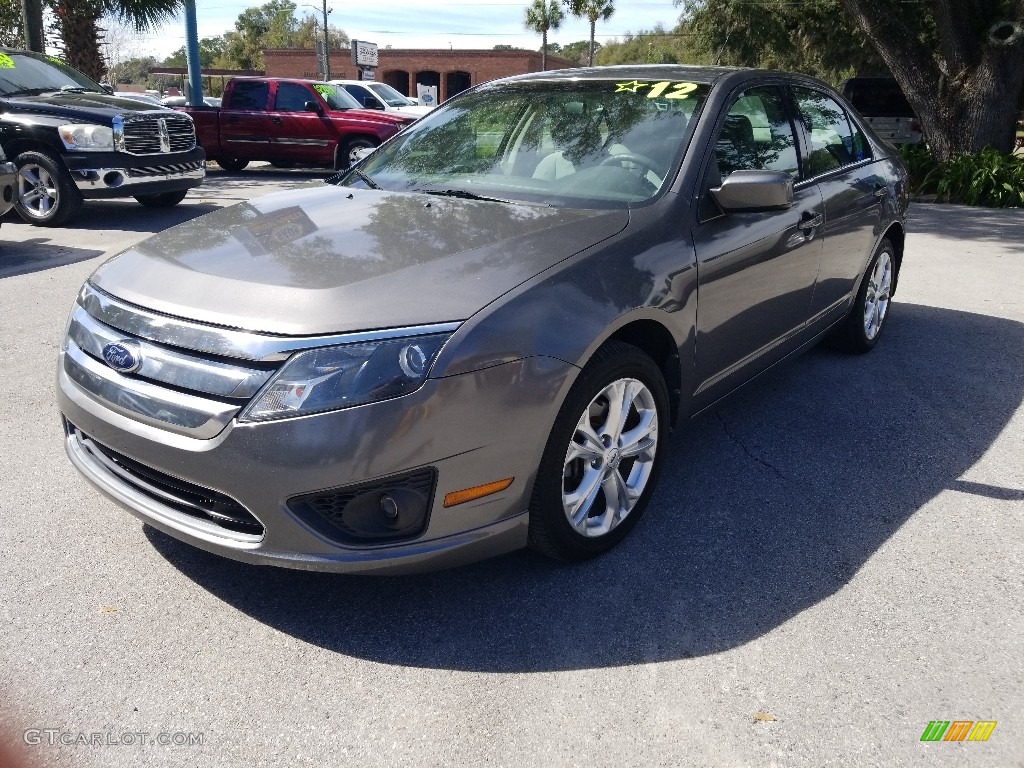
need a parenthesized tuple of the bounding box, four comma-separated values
(528, 341, 669, 561)
(14, 150, 82, 227)
(134, 190, 189, 207)
(215, 157, 248, 172)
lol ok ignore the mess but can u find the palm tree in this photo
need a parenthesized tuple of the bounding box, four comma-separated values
(52, 0, 183, 81)
(524, 0, 564, 71)
(564, 0, 614, 67)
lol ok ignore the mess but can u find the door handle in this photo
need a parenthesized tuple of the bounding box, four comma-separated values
(874, 183, 888, 199)
(798, 212, 823, 231)
(271, 116, 282, 125)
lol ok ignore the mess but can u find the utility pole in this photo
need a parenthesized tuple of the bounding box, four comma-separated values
(321, 0, 331, 79)
(183, 0, 204, 105)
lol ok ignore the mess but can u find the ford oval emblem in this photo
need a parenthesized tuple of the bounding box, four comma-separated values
(101, 341, 142, 373)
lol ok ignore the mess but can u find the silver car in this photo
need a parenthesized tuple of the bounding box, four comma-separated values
(58, 66, 908, 574)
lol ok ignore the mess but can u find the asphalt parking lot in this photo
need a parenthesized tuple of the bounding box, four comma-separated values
(1, 168, 1021, 768)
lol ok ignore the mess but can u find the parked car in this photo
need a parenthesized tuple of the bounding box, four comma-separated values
(329, 79, 434, 119)
(840, 76, 922, 144)
(161, 95, 221, 108)
(0, 48, 204, 226)
(57, 65, 907, 574)
(173, 77, 415, 172)
(113, 91, 165, 106)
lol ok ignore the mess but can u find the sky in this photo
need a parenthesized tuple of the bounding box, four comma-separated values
(131, 1, 684, 60)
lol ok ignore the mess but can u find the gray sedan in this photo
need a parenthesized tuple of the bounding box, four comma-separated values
(57, 65, 907, 573)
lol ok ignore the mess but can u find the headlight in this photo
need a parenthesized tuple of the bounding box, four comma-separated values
(239, 333, 451, 422)
(57, 123, 114, 151)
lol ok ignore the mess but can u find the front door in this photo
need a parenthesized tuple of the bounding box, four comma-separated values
(270, 81, 336, 166)
(692, 84, 824, 409)
(220, 79, 273, 160)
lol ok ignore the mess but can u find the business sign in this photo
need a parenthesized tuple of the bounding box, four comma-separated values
(351, 40, 378, 68)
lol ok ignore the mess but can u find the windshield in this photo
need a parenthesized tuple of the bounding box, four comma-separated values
(367, 82, 416, 107)
(0, 51, 103, 96)
(338, 78, 710, 208)
(311, 83, 362, 110)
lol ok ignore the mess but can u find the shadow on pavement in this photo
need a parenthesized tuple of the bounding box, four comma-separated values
(909, 203, 1024, 253)
(146, 302, 1024, 672)
(0, 237, 104, 279)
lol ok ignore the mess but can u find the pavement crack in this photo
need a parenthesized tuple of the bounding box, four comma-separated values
(714, 410, 790, 483)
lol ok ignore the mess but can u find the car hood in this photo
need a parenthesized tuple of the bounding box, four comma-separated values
(89, 184, 629, 336)
(3, 91, 173, 122)
(387, 105, 434, 119)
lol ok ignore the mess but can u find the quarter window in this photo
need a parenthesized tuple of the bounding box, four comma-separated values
(792, 86, 870, 176)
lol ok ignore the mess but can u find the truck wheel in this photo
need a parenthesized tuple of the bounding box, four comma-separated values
(14, 150, 83, 227)
(336, 137, 378, 170)
(215, 157, 248, 172)
(134, 190, 189, 207)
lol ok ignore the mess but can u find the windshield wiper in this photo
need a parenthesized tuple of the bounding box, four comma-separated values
(347, 167, 381, 189)
(60, 85, 99, 93)
(416, 188, 514, 204)
(3, 87, 51, 97)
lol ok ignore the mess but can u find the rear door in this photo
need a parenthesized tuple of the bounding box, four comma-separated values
(220, 80, 272, 159)
(691, 83, 825, 408)
(789, 85, 886, 321)
(270, 81, 335, 165)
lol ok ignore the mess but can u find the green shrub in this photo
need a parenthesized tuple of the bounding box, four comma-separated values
(919, 146, 1024, 207)
(897, 143, 939, 192)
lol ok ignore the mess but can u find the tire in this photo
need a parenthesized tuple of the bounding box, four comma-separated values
(215, 157, 248, 172)
(336, 137, 378, 170)
(828, 238, 895, 353)
(528, 341, 670, 561)
(134, 190, 189, 207)
(14, 150, 83, 227)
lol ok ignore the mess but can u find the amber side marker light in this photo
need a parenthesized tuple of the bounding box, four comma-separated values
(443, 477, 514, 508)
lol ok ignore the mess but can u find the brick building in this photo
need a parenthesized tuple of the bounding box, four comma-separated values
(263, 48, 575, 102)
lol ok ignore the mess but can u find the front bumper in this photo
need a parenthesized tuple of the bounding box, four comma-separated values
(64, 147, 205, 199)
(57, 351, 577, 575)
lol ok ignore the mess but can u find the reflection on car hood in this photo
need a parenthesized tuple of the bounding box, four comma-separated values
(89, 185, 629, 335)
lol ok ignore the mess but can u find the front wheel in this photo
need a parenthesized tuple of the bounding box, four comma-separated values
(215, 157, 248, 172)
(14, 150, 83, 227)
(828, 238, 895, 353)
(528, 341, 669, 561)
(134, 190, 189, 207)
(336, 137, 378, 170)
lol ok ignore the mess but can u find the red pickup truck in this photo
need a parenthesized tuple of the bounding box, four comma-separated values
(178, 77, 414, 171)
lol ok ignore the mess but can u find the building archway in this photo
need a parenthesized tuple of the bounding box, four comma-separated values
(446, 71, 471, 99)
(415, 70, 440, 101)
(382, 69, 411, 96)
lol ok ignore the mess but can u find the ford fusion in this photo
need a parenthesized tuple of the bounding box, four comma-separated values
(57, 66, 908, 574)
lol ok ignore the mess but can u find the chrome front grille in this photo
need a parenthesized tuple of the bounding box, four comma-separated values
(120, 113, 196, 155)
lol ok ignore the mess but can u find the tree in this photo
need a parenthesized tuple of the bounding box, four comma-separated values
(564, 0, 614, 67)
(163, 36, 228, 69)
(525, 0, 564, 71)
(596, 25, 694, 65)
(676, 0, 884, 82)
(559, 39, 595, 65)
(51, 0, 182, 81)
(839, 0, 1024, 158)
(0, 0, 22, 47)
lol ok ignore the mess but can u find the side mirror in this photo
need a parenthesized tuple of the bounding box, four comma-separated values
(304, 100, 323, 114)
(100, 83, 114, 94)
(710, 170, 794, 211)
(362, 97, 383, 110)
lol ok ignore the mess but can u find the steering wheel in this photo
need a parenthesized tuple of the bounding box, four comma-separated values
(599, 152, 659, 176)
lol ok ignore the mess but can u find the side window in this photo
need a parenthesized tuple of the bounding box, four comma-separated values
(714, 86, 799, 179)
(792, 87, 868, 176)
(343, 84, 369, 106)
(226, 80, 269, 111)
(274, 82, 316, 112)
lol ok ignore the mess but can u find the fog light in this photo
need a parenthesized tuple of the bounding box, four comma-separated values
(380, 493, 399, 519)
